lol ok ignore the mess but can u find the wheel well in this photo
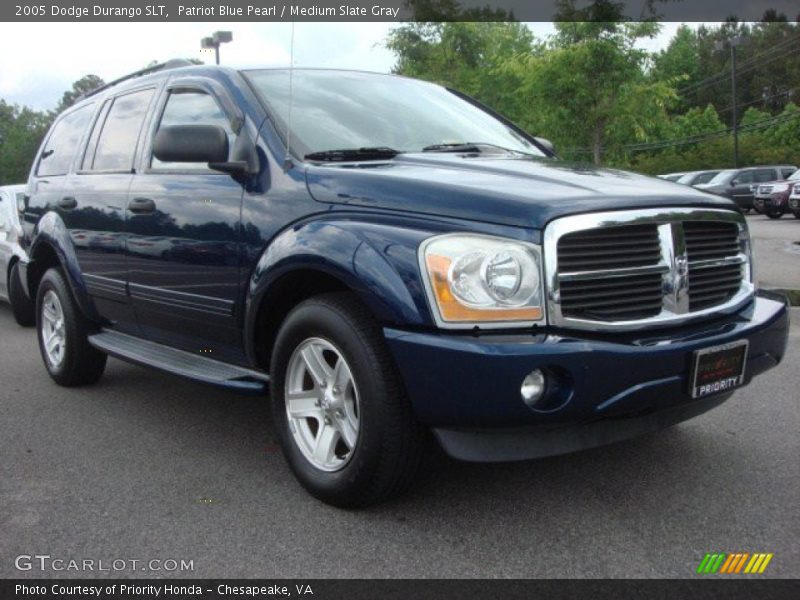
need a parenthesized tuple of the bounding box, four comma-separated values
(27, 243, 61, 300)
(253, 269, 352, 369)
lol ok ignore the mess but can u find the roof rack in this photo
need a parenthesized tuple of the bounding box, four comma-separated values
(80, 59, 197, 101)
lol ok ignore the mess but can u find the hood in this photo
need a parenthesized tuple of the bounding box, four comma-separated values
(305, 154, 736, 229)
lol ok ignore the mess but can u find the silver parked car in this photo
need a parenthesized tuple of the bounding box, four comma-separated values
(0, 184, 35, 325)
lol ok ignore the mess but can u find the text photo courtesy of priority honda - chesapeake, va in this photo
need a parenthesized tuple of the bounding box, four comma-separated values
(0, 1, 798, 598)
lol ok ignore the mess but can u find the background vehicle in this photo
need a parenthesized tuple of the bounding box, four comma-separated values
(753, 169, 800, 219)
(657, 172, 687, 181)
(788, 180, 800, 219)
(19, 63, 789, 507)
(675, 170, 721, 186)
(695, 165, 797, 212)
(0, 184, 35, 326)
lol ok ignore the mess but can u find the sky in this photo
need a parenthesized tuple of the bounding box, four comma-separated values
(0, 21, 686, 111)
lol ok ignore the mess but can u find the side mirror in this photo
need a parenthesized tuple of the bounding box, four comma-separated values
(153, 125, 229, 164)
(534, 137, 555, 155)
(729, 179, 738, 186)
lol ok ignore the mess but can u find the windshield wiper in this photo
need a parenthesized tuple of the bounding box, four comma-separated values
(304, 147, 402, 162)
(422, 142, 528, 155)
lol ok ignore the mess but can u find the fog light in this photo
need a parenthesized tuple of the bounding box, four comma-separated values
(520, 369, 546, 407)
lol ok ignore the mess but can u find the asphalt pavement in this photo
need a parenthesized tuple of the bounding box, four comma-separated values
(0, 214, 798, 579)
(747, 213, 800, 291)
(0, 301, 797, 579)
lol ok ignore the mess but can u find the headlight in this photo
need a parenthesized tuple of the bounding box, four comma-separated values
(420, 233, 544, 327)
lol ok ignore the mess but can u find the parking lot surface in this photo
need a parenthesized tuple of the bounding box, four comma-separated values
(0, 304, 796, 579)
(0, 215, 797, 579)
(748, 213, 800, 290)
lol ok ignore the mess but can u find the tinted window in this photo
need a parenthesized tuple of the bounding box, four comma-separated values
(707, 169, 738, 185)
(753, 169, 776, 183)
(151, 90, 233, 169)
(36, 104, 93, 177)
(735, 170, 754, 184)
(781, 168, 795, 178)
(89, 89, 153, 171)
(693, 171, 719, 185)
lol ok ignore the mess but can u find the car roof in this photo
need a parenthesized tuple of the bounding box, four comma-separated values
(0, 184, 26, 194)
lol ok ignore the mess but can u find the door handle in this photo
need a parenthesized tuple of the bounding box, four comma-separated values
(128, 197, 156, 214)
(57, 196, 77, 210)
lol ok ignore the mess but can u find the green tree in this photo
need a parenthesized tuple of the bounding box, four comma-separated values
(386, 22, 537, 124)
(0, 100, 52, 185)
(55, 74, 104, 113)
(505, 21, 675, 164)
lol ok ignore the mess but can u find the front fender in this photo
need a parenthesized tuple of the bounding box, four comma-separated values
(28, 211, 99, 321)
(244, 217, 437, 359)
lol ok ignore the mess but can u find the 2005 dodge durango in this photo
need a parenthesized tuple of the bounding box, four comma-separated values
(18, 61, 789, 506)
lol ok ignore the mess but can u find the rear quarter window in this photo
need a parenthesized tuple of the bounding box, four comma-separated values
(36, 104, 93, 177)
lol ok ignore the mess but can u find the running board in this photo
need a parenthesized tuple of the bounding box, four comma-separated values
(88, 330, 269, 394)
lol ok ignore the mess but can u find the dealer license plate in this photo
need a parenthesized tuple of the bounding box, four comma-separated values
(690, 340, 748, 399)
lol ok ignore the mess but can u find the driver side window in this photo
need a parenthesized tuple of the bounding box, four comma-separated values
(735, 171, 753, 184)
(151, 90, 234, 170)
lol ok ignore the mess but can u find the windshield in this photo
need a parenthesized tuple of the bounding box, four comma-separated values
(243, 69, 544, 159)
(706, 169, 738, 185)
(676, 172, 698, 184)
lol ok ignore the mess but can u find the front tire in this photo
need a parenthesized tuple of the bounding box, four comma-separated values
(766, 209, 784, 219)
(270, 292, 424, 508)
(8, 262, 35, 326)
(36, 268, 107, 386)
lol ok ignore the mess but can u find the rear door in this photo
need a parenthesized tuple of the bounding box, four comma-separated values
(67, 86, 158, 331)
(125, 79, 245, 362)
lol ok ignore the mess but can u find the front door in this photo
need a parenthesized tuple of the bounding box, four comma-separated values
(126, 82, 244, 363)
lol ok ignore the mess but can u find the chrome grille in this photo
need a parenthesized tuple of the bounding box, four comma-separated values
(544, 209, 753, 331)
(557, 225, 663, 320)
(684, 222, 743, 311)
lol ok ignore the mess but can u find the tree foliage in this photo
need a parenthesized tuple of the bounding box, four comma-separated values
(0, 74, 103, 185)
(387, 17, 800, 173)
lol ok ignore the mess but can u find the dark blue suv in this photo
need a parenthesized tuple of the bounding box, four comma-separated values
(19, 62, 789, 506)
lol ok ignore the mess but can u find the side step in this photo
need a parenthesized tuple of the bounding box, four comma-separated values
(88, 330, 269, 394)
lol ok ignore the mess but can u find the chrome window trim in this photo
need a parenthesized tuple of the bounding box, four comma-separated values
(543, 208, 754, 332)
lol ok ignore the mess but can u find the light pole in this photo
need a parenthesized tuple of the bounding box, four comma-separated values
(201, 31, 233, 65)
(716, 35, 743, 168)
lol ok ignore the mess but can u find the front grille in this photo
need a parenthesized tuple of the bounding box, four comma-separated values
(684, 220, 742, 311)
(758, 185, 773, 194)
(683, 221, 740, 261)
(557, 224, 663, 320)
(546, 209, 752, 330)
(559, 272, 664, 320)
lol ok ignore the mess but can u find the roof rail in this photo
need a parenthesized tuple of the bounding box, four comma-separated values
(79, 59, 197, 101)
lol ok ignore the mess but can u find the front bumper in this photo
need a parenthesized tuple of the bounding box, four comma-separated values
(385, 292, 789, 461)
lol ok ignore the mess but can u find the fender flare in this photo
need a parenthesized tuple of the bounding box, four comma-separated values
(27, 211, 99, 321)
(243, 218, 434, 362)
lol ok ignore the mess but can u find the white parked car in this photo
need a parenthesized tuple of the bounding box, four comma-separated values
(0, 184, 35, 325)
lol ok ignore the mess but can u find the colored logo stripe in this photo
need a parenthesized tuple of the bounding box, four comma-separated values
(697, 553, 773, 574)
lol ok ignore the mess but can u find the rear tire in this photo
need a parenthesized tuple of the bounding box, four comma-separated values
(8, 262, 35, 326)
(792, 210, 800, 220)
(270, 292, 425, 508)
(36, 268, 106, 386)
